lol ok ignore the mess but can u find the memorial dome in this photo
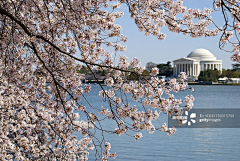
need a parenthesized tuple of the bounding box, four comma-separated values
(187, 48, 216, 61)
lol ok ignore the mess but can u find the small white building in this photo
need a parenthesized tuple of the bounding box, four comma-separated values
(173, 48, 222, 80)
(218, 77, 240, 83)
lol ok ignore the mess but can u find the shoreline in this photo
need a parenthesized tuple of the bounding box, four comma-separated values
(83, 80, 240, 85)
(187, 82, 240, 85)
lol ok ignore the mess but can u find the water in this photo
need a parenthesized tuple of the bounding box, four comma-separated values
(78, 85, 240, 161)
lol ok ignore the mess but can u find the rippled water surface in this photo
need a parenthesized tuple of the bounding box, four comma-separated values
(78, 85, 240, 161)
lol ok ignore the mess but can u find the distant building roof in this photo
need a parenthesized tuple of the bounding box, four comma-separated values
(187, 48, 218, 61)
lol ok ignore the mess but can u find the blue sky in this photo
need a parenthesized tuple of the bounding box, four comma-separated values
(107, 0, 235, 69)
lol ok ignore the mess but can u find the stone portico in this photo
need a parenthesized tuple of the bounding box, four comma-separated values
(173, 48, 222, 80)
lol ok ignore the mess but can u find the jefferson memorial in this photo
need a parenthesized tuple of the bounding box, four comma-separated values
(173, 48, 222, 80)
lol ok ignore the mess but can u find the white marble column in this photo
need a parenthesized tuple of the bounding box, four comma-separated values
(195, 64, 197, 76)
(193, 64, 194, 75)
(197, 64, 199, 75)
(175, 64, 177, 75)
(177, 64, 179, 75)
(193, 64, 195, 76)
(174, 64, 176, 75)
(179, 64, 180, 74)
(191, 64, 193, 77)
(199, 64, 200, 75)
(190, 64, 192, 77)
(173, 64, 175, 75)
(194, 64, 196, 76)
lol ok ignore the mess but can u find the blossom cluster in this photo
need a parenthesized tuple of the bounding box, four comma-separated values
(160, 123, 177, 136)
(97, 71, 194, 138)
(214, 0, 240, 61)
(1, 0, 238, 160)
(127, 0, 220, 40)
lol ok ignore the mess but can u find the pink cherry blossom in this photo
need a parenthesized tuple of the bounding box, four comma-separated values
(0, 0, 238, 160)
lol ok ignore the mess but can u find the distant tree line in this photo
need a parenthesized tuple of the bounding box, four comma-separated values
(146, 61, 173, 77)
(220, 63, 240, 78)
(126, 66, 150, 80)
(77, 61, 174, 81)
(77, 65, 108, 76)
(198, 69, 221, 82)
(198, 63, 240, 82)
(78, 63, 240, 82)
(77, 65, 150, 81)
